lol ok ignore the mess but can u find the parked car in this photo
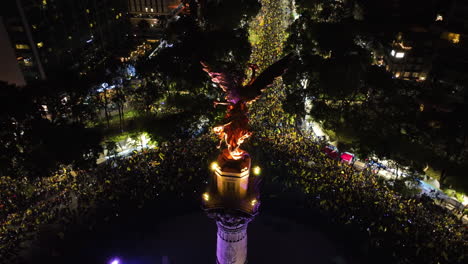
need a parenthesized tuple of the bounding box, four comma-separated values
(340, 152, 354, 164)
(322, 145, 340, 160)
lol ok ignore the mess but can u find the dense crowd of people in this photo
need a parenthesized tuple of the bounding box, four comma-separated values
(246, 1, 466, 263)
(252, 128, 466, 264)
(0, 135, 217, 262)
(1, 127, 465, 263)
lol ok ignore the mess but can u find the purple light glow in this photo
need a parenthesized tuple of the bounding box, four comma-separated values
(109, 258, 120, 264)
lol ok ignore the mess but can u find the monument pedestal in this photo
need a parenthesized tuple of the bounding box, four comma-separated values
(209, 212, 252, 264)
(204, 150, 260, 264)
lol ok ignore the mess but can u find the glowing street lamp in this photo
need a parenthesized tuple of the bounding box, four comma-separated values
(251, 199, 257, 206)
(203, 192, 210, 201)
(252, 166, 261, 175)
(210, 162, 218, 171)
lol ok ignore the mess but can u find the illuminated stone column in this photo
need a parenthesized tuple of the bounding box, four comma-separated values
(210, 212, 252, 264)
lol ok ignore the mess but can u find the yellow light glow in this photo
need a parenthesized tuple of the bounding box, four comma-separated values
(37, 42, 43, 48)
(15, 44, 30, 50)
(203, 193, 210, 201)
(398, 43, 412, 50)
(448, 33, 460, 44)
(210, 162, 218, 171)
(253, 166, 261, 175)
(251, 199, 257, 206)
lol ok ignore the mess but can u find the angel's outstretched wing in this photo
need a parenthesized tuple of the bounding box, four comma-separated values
(201, 61, 244, 103)
(243, 53, 294, 102)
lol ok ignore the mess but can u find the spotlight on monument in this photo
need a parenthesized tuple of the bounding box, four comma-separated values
(251, 199, 257, 206)
(203, 192, 210, 201)
(109, 257, 120, 264)
(210, 162, 218, 171)
(253, 166, 261, 175)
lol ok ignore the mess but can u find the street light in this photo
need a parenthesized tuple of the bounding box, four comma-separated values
(251, 199, 257, 206)
(210, 162, 218, 171)
(253, 166, 261, 175)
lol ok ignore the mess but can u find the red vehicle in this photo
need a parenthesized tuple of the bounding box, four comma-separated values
(340, 152, 355, 164)
(322, 145, 340, 160)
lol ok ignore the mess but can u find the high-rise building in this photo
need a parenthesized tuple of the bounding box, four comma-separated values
(0, 17, 26, 86)
(430, 0, 468, 86)
(1, 0, 129, 84)
(375, 0, 468, 86)
(385, 30, 433, 81)
(127, 0, 183, 34)
(128, 0, 181, 15)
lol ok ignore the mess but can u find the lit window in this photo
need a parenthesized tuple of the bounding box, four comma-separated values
(447, 33, 460, 44)
(395, 52, 405, 58)
(419, 76, 426, 81)
(390, 50, 395, 56)
(151, 8, 153, 12)
(86, 9, 90, 13)
(42, 0, 47, 6)
(115, 15, 119, 19)
(436, 14, 443, 21)
(89, 23, 93, 27)
(36, 42, 44, 48)
(145, 7, 148, 12)
(15, 44, 30, 50)
(23, 58, 32, 66)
